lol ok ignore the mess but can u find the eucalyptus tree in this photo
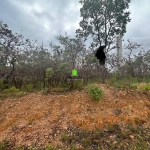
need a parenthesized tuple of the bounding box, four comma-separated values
(56, 33, 86, 69)
(77, 0, 131, 50)
(76, 0, 131, 83)
(0, 21, 24, 84)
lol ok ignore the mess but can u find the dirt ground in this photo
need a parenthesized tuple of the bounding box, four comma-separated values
(0, 84, 150, 148)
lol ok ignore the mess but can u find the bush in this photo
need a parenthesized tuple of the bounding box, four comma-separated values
(41, 88, 49, 95)
(25, 84, 34, 92)
(88, 85, 104, 101)
(14, 91, 26, 97)
(137, 82, 150, 92)
(1, 87, 25, 98)
(130, 83, 138, 89)
(46, 68, 53, 78)
(107, 76, 138, 88)
(22, 84, 34, 92)
(2, 87, 19, 93)
(0, 80, 9, 91)
(73, 80, 83, 90)
(66, 79, 84, 90)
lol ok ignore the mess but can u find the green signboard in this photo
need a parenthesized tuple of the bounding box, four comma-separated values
(72, 69, 78, 76)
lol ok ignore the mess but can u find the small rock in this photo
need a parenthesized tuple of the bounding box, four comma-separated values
(130, 135, 134, 139)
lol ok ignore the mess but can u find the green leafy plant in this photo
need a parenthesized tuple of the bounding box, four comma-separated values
(130, 83, 138, 89)
(2, 86, 19, 93)
(137, 82, 150, 92)
(58, 62, 70, 74)
(46, 68, 54, 78)
(1, 86, 25, 99)
(88, 85, 104, 101)
(23, 84, 34, 92)
(73, 80, 83, 90)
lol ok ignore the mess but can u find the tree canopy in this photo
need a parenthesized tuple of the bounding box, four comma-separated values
(76, 0, 131, 51)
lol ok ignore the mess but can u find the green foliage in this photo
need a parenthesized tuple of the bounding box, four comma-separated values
(129, 82, 150, 92)
(2, 86, 19, 93)
(109, 77, 117, 85)
(136, 82, 150, 92)
(41, 88, 49, 95)
(61, 132, 73, 143)
(34, 81, 43, 90)
(86, 55, 98, 64)
(46, 68, 54, 78)
(57, 62, 70, 73)
(87, 77, 102, 85)
(46, 145, 54, 150)
(1, 86, 25, 99)
(0, 80, 9, 91)
(0, 141, 7, 150)
(14, 91, 26, 97)
(0, 80, 4, 90)
(23, 84, 34, 92)
(77, 0, 131, 46)
(108, 76, 150, 92)
(130, 83, 138, 89)
(88, 85, 104, 101)
(107, 76, 138, 88)
(73, 80, 83, 90)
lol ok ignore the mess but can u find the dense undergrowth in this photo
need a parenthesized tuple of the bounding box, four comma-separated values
(1, 76, 150, 100)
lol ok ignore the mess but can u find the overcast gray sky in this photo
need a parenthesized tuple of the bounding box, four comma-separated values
(0, 0, 150, 55)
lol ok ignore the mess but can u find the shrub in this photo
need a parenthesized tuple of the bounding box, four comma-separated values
(1, 87, 25, 98)
(130, 83, 138, 89)
(46, 68, 53, 78)
(34, 81, 43, 90)
(57, 62, 70, 73)
(88, 85, 104, 101)
(73, 80, 83, 90)
(0, 80, 9, 91)
(137, 82, 150, 92)
(15, 91, 26, 97)
(41, 88, 49, 95)
(25, 84, 34, 92)
(66, 79, 84, 90)
(2, 87, 19, 93)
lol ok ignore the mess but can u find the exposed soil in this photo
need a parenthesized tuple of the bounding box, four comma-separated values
(0, 84, 150, 148)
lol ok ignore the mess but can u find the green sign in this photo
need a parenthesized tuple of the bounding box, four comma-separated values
(72, 69, 78, 76)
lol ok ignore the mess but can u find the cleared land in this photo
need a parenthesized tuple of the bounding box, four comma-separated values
(0, 84, 150, 149)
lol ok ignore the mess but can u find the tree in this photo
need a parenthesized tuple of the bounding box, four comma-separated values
(0, 21, 24, 84)
(124, 39, 142, 78)
(76, 0, 131, 51)
(76, 0, 131, 83)
(56, 33, 86, 69)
